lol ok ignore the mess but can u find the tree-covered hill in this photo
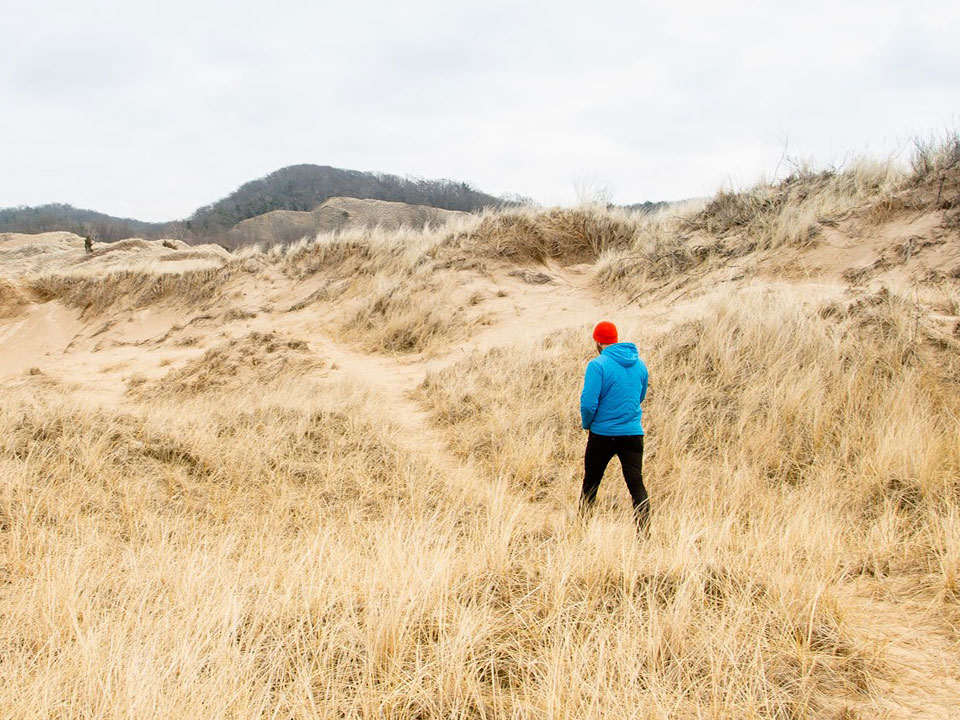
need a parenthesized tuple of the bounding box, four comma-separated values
(184, 165, 505, 240)
(1, 166, 509, 245)
(0, 204, 175, 242)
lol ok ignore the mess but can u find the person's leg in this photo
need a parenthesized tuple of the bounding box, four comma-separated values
(616, 435, 649, 533)
(580, 432, 615, 519)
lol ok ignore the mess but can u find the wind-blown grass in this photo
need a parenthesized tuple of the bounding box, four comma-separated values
(416, 289, 960, 717)
(3, 138, 960, 717)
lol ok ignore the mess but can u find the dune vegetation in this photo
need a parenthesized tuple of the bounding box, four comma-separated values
(1, 136, 959, 718)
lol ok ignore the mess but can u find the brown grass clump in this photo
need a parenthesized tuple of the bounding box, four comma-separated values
(910, 131, 960, 226)
(29, 263, 237, 316)
(275, 226, 493, 355)
(685, 160, 902, 250)
(461, 206, 638, 263)
(910, 130, 960, 186)
(341, 271, 483, 354)
(651, 289, 960, 521)
(133, 331, 324, 396)
(279, 233, 378, 281)
(593, 203, 715, 296)
(417, 331, 586, 498)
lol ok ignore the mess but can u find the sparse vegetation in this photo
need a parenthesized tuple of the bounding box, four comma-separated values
(596, 136, 960, 302)
(683, 159, 903, 250)
(910, 130, 960, 183)
(460, 206, 638, 263)
(133, 331, 323, 396)
(29, 262, 236, 316)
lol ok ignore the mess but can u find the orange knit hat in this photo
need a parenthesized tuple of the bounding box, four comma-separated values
(592, 321, 618, 344)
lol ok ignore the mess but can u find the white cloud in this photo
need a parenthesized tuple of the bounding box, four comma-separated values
(1, 0, 958, 219)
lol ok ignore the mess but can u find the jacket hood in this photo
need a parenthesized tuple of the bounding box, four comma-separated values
(602, 342, 638, 368)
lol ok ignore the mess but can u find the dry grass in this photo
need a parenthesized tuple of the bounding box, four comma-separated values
(272, 224, 496, 355)
(910, 130, 960, 184)
(4, 140, 960, 717)
(596, 140, 960, 301)
(417, 332, 586, 499)
(593, 202, 710, 297)
(8, 286, 958, 716)
(684, 159, 904, 250)
(271, 207, 643, 354)
(341, 271, 480, 354)
(421, 286, 959, 547)
(28, 261, 237, 316)
(414, 288, 960, 715)
(17, 225, 491, 355)
(911, 131, 960, 229)
(132, 331, 324, 397)
(459, 206, 638, 263)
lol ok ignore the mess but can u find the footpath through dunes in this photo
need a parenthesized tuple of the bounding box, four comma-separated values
(1, 239, 612, 520)
(0, 234, 608, 401)
(2, 164, 960, 717)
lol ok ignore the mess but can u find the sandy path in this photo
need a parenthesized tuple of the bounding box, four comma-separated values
(298, 264, 608, 510)
(466, 264, 608, 352)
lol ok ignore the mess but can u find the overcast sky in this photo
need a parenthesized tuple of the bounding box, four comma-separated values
(1, 0, 958, 221)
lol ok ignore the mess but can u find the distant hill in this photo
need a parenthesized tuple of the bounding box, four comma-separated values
(223, 197, 468, 250)
(0, 165, 508, 246)
(0, 204, 177, 242)
(622, 200, 671, 214)
(184, 165, 505, 243)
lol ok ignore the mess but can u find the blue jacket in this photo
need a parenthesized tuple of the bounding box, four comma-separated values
(580, 343, 648, 435)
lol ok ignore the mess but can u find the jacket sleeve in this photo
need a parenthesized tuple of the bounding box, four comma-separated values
(580, 361, 602, 429)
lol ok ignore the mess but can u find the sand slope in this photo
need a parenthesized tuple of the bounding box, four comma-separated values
(224, 196, 468, 249)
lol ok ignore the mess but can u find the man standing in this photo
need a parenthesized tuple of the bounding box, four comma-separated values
(579, 321, 650, 533)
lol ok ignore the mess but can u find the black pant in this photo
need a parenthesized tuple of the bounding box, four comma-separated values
(580, 432, 649, 530)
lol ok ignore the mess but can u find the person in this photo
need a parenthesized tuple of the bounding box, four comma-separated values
(84, 235, 93, 254)
(579, 320, 650, 533)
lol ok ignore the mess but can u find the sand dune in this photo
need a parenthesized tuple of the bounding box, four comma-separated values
(224, 196, 468, 249)
(2, 154, 959, 717)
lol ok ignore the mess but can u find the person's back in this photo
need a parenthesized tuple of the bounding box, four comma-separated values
(579, 321, 650, 533)
(580, 342, 648, 436)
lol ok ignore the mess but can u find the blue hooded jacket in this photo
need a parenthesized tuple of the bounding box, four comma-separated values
(580, 343, 648, 436)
